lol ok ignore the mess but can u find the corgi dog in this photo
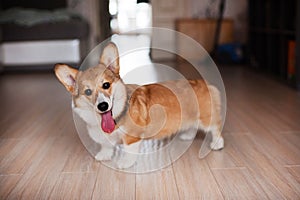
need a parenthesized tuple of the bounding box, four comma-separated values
(54, 42, 224, 169)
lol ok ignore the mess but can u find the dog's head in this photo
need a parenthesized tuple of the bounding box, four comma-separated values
(54, 42, 127, 133)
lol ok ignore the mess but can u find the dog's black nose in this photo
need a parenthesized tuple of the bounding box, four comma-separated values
(97, 102, 109, 112)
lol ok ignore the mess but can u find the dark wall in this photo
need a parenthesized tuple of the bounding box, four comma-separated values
(0, 0, 66, 10)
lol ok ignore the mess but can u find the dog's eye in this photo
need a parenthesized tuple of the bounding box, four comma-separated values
(84, 89, 92, 96)
(102, 82, 110, 89)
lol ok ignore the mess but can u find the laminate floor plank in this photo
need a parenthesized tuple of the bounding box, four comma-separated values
(136, 167, 179, 200)
(212, 168, 268, 199)
(206, 132, 245, 169)
(0, 175, 23, 199)
(254, 131, 300, 166)
(222, 109, 249, 133)
(6, 123, 79, 200)
(230, 134, 300, 199)
(92, 164, 136, 200)
(49, 172, 97, 200)
(286, 166, 300, 184)
(172, 140, 224, 199)
(62, 138, 100, 173)
(0, 139, 22, 160)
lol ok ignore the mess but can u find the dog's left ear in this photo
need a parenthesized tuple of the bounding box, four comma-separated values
(100, 42, 120, 75)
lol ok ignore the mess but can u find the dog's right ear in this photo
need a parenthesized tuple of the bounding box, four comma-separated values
(54, 64, 78, 95)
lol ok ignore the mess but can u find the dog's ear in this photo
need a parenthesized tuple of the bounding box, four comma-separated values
(100, 42, 120, 75)
(54, 64, 78, 95)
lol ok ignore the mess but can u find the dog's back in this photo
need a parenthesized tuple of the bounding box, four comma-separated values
(119, 79, 221, 143)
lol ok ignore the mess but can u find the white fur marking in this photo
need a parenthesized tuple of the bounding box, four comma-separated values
(179, 130, 197, 141)
(96, 93, 112, 111)
(111, 80, 127, 118)
(210, 136, 224, 150)
(95, 147, 114, 161)
(116, 141, 141, 169)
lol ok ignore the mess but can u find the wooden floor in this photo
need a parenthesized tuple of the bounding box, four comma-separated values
(1, 65, 300, 199)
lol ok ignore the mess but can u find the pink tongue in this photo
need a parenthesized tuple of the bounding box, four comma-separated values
(101, 111, 115, 133)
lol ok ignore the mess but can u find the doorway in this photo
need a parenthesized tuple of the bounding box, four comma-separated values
(109, 0, 152, 34)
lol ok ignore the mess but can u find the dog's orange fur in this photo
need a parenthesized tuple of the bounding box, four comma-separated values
(118, 79, 221, 145)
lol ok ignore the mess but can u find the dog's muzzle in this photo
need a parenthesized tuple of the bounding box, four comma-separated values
(97, 102, 109, 112)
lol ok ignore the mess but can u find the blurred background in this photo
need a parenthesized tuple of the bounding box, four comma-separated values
(0, 0, 299, 88)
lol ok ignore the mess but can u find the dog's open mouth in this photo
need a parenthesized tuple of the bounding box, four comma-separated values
(101, 110, 115, 134)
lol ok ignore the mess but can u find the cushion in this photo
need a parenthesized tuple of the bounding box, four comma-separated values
(1, 18, 89, 41)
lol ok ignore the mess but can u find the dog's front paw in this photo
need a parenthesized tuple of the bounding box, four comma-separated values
(116, 154, 137, 169)
(115, 140, 141, 169)
(210, 136, 224, 150)
(94, 148, 114, 161)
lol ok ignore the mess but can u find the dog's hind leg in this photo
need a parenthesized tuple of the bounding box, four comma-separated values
(179, 128, 197, 141)
(209, 125, 224, 150)
(198, 125, 224, 159)
(207, 85, 224, 150)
